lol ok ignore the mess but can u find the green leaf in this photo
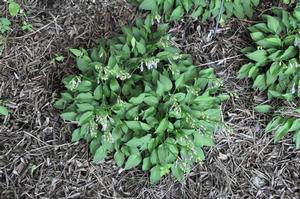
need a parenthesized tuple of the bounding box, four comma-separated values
(124, 154, 142, 170)
(9, 1, 20, 17)
(75, 92, 94, 103)
(150, 165, 161, 184)
(110, 78, 120, 92)
(175, 74, 185, 89)
(77, 103, 94, 112)
(170, 6, 184, 21)
(144, 95, 159, 106)
(61, 112, 77, 121)
(129, 93, 145, 105)
(125, 121, 142, 131)
(156, 118, 169, 134)
(171, 164, 184, 180)
(265, 15, 282, 34)
(266, 117, 282, 133)
(136, 41, 146, 54)
(280, 46, 297, 60)
(246, 50, 267, 63)
(70, 48, 83, 57)
(143, 107, 156, 120)
(71, 128, 82, 142)
(77, 80, 92, 92)
(112, 127, 122, 141)
(142, 157, 151, 171)
(289, 119, 300, 132)
(293, 131, 300, 149)
(160, 74, 173, 91)
(194, 133, 214, 147)
(94, 85, 103, 100)
(254, 105, 272, 113)
(93, 147, 107, 163)
(0, 105, 9, 116)
(114, 151, 125, 167)
(139, 0, 157, 11)
(79, 111, 93, 125)
(274, 120, 292, 143)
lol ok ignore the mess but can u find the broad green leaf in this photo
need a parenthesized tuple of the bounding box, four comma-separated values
(246, 50, 267, 63)
(280, 46, 296, 60)
(264, 116, 281, 132)
(265, 15, 282, 34)
(61, 112, 77, 121)
(94, 85, 103, 100)
(160, 74, 173, 91)
(150, 165, 161, 184)
(289, 119, 300, 132)
(170, 6, 184, 21)
(175, 74, 185, 89)
(129, 93, 145, 105)
(110, 78, 120, 92)
(136, 41, 146, 54)
(274, 120, 292, 143)
(124, 154, 142, 170)
(144, 96, 159, 106)
(293, 131, 300, 149)
(142, 157, 151, 171)
(70, 48, 83, 57)
(76, 93, 94, 102)
(125, 121, 142, 131)
(254, 105, 272, 113)
(139, 0, 157, 11)
(77, 103, 94, 112)
(71, 128, 82, 142)
(77, 80, 92, 92)
(93, 147, 107, 163)
(193, 133, 214, 147)
(79, 111, 93, 125)
(156, 118, 169, 134)
(114, 151, 125, 167)
(171, 164, 184, 180)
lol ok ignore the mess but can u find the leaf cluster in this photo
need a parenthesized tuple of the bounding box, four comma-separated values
(239, 4, 300, 148)
(266, 116, 300, 149)
(134, 0, 261, 23)
(55, 19, 227, 183)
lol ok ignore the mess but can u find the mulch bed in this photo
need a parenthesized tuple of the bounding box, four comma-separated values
(0, 0, 299, 198)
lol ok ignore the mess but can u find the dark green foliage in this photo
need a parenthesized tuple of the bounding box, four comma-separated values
(134, 0, 262, 23)
(55, 18, 228, 183)
(240, 4, 300, 148)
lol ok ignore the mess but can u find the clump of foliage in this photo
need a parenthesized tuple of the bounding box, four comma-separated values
(266, 116, 300, 149)
(134, 0, 261, 23)
(55, 18, 228, 183)
(238, 4, 300, 148)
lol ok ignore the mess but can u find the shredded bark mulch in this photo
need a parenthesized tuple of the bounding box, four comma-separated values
(0, 0, 299, 198)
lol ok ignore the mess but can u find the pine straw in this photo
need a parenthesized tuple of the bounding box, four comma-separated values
(0, 0, 299, 198)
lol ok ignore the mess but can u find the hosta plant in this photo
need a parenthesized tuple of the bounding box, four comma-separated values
(238, 4, 300, 148)
(55, 18, 228, 183)
(266, 116, 300, 149)
(134, 0, 261, 23)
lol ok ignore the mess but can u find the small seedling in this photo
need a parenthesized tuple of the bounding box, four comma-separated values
(0, 105, 9, 116)
(21, 21, 33, 32)
(8, 0, 21, 17)
(50, 54, 65, 64)
(0, 18, 11, 34)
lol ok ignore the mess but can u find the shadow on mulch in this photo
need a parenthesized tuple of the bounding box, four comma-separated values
(0, 0, 299, 199)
